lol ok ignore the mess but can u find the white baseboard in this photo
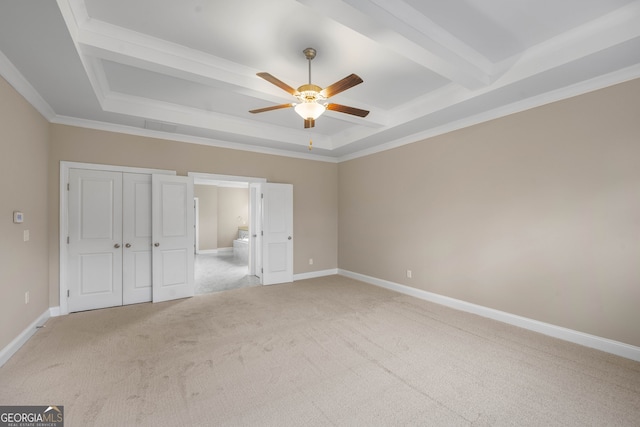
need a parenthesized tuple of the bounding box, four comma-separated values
(294, 268, 338, 281)
(197, 248, 233, 255)
(197, 249, 217, 255)
(339, 269, 640, 362)
(0, 309, 51, 367)
(49, 306, 61, 317)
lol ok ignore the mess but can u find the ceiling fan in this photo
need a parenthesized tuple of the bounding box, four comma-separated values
(250, 48, 369, 128)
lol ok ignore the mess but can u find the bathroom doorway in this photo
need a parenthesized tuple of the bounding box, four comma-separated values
(190, 173, 266, 294)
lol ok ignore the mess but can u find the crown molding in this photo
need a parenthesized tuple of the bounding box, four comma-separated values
(51, 114, 339, 163)
(0, 50, 56, 121)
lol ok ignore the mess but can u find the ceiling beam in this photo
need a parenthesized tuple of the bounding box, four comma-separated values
(298, 0, 492, 89)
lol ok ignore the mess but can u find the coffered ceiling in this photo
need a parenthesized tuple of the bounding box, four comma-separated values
(1, 0, 639, 161)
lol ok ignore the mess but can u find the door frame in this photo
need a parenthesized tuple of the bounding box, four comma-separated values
(188, 172, 267, 277)
(59, 161, 175, 315)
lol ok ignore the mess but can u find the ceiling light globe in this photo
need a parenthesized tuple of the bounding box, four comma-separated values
(294, 102, 326, 120)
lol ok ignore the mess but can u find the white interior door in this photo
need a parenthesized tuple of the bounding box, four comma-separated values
(152, 174, 195, 302)
(250, 183, 262, 279)
(68, 169, 123, 312)
(122, 173, 152, 305)
(261, 183, 293, 285)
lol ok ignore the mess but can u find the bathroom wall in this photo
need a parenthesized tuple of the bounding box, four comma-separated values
(217, 187, 249, 248)
(194, 185, 218, 251)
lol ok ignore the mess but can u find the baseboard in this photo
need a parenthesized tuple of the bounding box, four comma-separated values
(49, 306, 61, 317)
(197, 249, 217, 255)
(197, 248, 233, 255)
(338, 269, 640, 362)
(294, 268, 338, 281)
(0, 309, 51, 368)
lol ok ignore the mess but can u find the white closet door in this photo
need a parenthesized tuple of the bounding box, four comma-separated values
(122, 173, 153, 305)
(261, 183, 293, 285)
(152, 174, 195, 302)
(68, 169, 123, 312)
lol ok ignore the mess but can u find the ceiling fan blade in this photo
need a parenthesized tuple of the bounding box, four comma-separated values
(326, 103, 369, 118)
(257, 72, 298, 96)
(249, 103, 294, 114)
(320, 74, 363, 98)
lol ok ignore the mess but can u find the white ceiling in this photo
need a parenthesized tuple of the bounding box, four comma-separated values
(1, 0, 639, 161)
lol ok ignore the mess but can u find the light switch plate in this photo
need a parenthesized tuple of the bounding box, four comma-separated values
(13, 211, 24, 223)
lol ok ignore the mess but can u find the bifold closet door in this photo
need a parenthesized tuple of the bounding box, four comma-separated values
(68, 169, 123, 312)
(68, 169, 194, 312)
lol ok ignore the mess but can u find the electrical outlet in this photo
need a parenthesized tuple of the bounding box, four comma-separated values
(309, 258, 314, 265)
(24, 230, 30, 242)
(406, 270, 412, 279)
(25, 291, 29, 304)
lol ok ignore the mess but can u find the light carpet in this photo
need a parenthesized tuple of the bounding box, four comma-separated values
(1, 276, 639, 426)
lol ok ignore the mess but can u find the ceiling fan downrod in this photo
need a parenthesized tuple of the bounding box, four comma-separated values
(303, 47, 316, 85)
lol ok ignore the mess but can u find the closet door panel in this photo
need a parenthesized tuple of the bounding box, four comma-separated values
(123, 173, 153, 305)
(68, 169, 123, 312)
(152, 174, 195, 302)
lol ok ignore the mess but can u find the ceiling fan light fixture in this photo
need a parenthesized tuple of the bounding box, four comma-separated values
(251, 47, 367, 128)
(294, 101, 326, 120)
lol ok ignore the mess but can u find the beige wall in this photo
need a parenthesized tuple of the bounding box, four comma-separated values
(217, 187, 249, 248)
(339, 78, 640, 347)
(0, 77, 50, 350)
(194, 185, 218, 251)
(48, 125, 338, 307)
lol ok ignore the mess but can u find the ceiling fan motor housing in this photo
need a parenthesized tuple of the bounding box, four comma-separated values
(297, 84, 324, 102)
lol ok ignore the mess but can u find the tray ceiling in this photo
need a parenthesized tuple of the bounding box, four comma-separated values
(1, 0, 639, 161)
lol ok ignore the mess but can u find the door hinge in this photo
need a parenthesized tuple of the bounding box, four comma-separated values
(261, 193, 264, 199)
(67, 236, 70, 244)
(261, 230, 263, 236)
(67, 290, 70, 297)
(67, 183, 70, 191)
(261, 268, 263, 273)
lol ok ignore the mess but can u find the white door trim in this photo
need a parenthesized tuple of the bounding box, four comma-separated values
(194, 197, 200, 254)
(188, 172, 266, 186)
(59, 161, 176, 315)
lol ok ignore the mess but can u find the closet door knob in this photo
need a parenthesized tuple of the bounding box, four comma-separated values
(154, 242, 160, 247)
(114, 243, 121, 249)
(125, 243, 131, 248)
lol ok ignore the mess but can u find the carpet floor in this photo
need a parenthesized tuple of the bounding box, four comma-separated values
(1, 276, 639, 426)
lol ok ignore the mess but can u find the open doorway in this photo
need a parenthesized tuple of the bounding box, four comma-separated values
(190, 173, 266, 294)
